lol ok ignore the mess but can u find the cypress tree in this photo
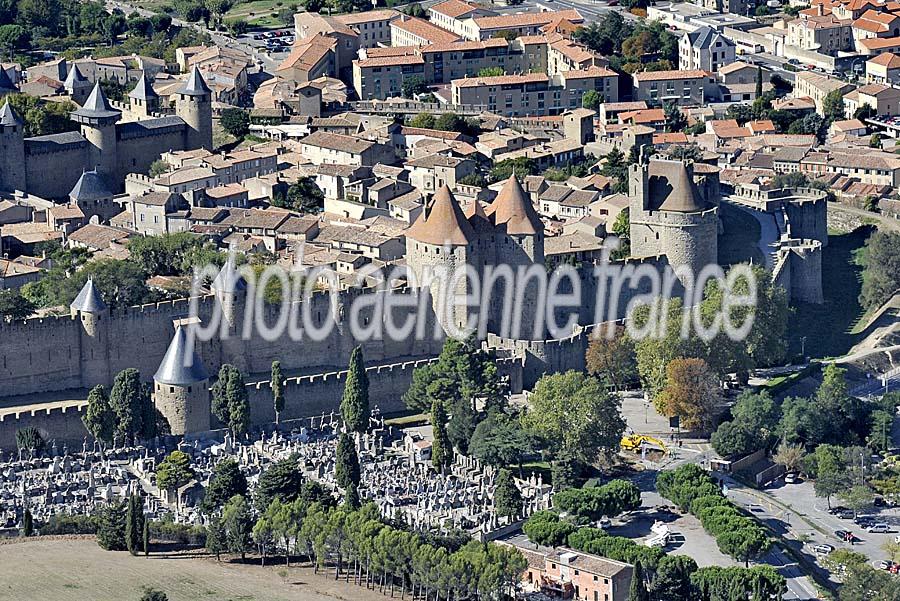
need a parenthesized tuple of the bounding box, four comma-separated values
(211, 364, 236, 425)
(340, 346, 369, 433)
(125, 494, 144, 555)
(755, 66, 763, 99)
(83, 384, 115, 447)
(629, 559, 650, 601)
(143, 517, 150, 556)
(494, 469, 522, 519)
(22, 508, 33, 537)
(226, 369, 250, 438)
(431, 399, 452, 473)
(335, 433, 361, 490)
(271, 361, 284, 425)
(345, 482, 361, 510)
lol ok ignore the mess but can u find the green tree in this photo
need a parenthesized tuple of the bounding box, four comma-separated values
(226, 368, 250, 438)
(255, 454, 304, 512)
(755, 66, 763, 99)
(0, 24, 29, 59)
(222, 494, 253, 560)
(600, 147, 629, 193)
(0, 289, 35, 320)
(838, 485, 873, 517)
(868, 409, 893, 453)
(629, 559, 650, 601)
(522, 511, 577, 547)
(585, 325, 637, 390)
(582, 89, 601, 111)
(220, 108, 250, 139)
(341, 346, 370, 433)
(206, 516, 226, 560)
(664, 103, 687, 133)
(652, 555, 697, 601)
(860, 231, 900, 310)
(272, 176, 325, 214)
(408, 113, 436, 128)
(335, 433, 361, 491)
(870, 133, 882, 148)
(431, 399, 452, 473)
(469, 410, 532, 469)
(143, 518, 150, 556)
(659, 358, 720, 432)
(201, 457, 248, 514)
(22, 508, 33, 537)
(772, 441, 805, 473)
(148, 160, 170, 177)
(15, 427, 43, 458)
(96, 500, 127, 551)
(156, 450, 195, 513)
(271, 361, 285, 425)
(808, 444, 848, 508)
(823, 88, 846, 122)
(125, 493, 145, 556)
(839, 564, 900, 601)
(494, 469, 522, 519)
(401, 75, 427, 98)
(140, 588, 168, 601)
(477, 66, 504, 77)
(83, 384, 116, 446)
(489, 157, 538, 181)
(521, 371, 626, 477)
(109, 368, 154, 442)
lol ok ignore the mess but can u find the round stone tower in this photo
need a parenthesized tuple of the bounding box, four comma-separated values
(70, 278, 110, 388)
(175, 66, 213, 151)
(154, 324, 211, 435)
(0, 101, 26, 192)
(405, 185, 476, 335)
(128, 71, 160, 119)
(71, 83, 121, 178)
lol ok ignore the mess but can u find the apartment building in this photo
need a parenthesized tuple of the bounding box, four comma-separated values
(631, 69, 717, 106)
(814, 151, 900, 186)
(517, 546, 633, 601)
(276, 34, 337, 84)
(843, 82, 900, 116)
(786, 12, 852, 54)
(793, 71, 856, 114)
(333, 9, 401, 48)
(852, 9, 900, 52)
(456, 10, 584, 41)
(405, 154, 476, 193)
(391, 15, 460, 46)
(859, 35, 900, 54)
(866, 51, 900, 83)
(451, 67, 618, 117)
(678, 26, 736, 72)
(428, 0, 497, 36)
(299, 130, 395, 167)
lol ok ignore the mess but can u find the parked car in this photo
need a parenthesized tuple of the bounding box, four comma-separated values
(829, 506, 850, 515)
(813, 544, 834, 555)
(784, 473, 799, 484)
(877, 560, 892, 570)
(867, 523, 891, 533)
(837, 510, 855, 519)
(894, 534, 900, 544)
(874, 496, 887, 507)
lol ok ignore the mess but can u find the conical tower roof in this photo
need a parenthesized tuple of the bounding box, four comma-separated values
(71, 83, 121, 120)
(406, 185, 474, 246)
(154, 325, 209, 386)
(63, 64, 87, 89)
(487, 175, 543, 235)
(464, 197, 487, 222)
(654, 160, 706, 213)
(0, 68, 14, 91)
(212, 253, 246, 294)
(129, 72, 158, 101)
(70, 278, 107, 313)
(0, 101, 23, 127)
(178, 66, 212, 97)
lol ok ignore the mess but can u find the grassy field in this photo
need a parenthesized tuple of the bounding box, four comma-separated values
(225, 0, 292, 28)
(718, 202, 765, 267)
(786, 226, 874, 359)
(0, 537, 389, 601)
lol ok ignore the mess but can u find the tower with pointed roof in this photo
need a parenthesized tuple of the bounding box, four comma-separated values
(63, 65, 92, 105)
(0, 101, 25, 192)
(629, 157, 719, 280)
(175, 66, 213, 151)
(71, 82, 121, 178)
(405, 177, 546, 339)
(70, 278, 110, 387)
(154, 324, 211, 435)
(129, 71, 160, 119)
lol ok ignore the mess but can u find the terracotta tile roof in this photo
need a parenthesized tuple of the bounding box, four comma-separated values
(867, 52, 900, 67)
(620, 108, 666, 123)
(487, 175, 543, 235)
(301, 130, 375, 154)
(392, 16, 460, 44)
(653, 132, 688, 144)
(334, 9, 400, 25)
(562, 65, 617, 79)
(633, 69, 711, 82)
(429, 0, 481, 18)
(473, 9, 583, 30)
(423, 38, 507, 52)
(856, 82, 900, 96)
(365, 46, 420, 57)
(453, 72, 548, 87)
(832, 118, 867, 131)
(406, 185, 473, 245)
(277, 34, 335, 73)
(357, 54, 425, 68)
(860, 36, 900, 49)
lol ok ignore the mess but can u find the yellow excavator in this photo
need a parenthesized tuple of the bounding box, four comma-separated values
(621, 434, 667, 453)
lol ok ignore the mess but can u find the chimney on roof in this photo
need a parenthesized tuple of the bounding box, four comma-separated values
(817, 3, 824, 16)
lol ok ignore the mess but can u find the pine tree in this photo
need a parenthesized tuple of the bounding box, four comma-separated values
(206, 516, 226, 561)
(83, 384, 116, 446)
(629, 559, 650, 601)
(271, 360, 284, 425)
(431, 399, 452, 473)
(494, 469, 522, 519)
(22, 508, 33, 537)
(335, 433, 361, 490)
(340, 346, 370, 433)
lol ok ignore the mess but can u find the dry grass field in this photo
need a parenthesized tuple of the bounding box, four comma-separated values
(0, 536, 388, 601)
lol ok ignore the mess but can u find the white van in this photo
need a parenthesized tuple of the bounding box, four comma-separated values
(867, 523, 891, 533)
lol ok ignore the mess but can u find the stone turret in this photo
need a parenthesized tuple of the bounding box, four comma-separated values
(212, 253, 248, 372)
(70, 278, 110, 388)
(0, 101, 26, 192)
(69, 169, 117, 223)
(71, 83, 121, 178)
(129, 71, 159, 118)
(175, 66, 213, 151)
(63, 65, 91, 105)
(153, 324, 210, 435)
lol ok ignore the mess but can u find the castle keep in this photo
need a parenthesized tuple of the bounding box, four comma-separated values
(0, 67, 213, 200)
